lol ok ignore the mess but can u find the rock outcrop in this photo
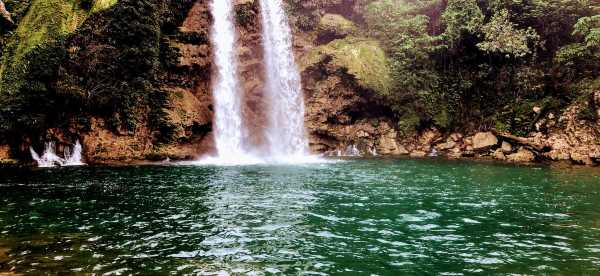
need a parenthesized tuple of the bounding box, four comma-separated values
(0, 0, 13, 27)
(299, 34, 399, 156)
(472, 132, 499, 150)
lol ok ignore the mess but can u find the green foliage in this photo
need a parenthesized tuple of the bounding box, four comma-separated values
(361, 0, 599, 135)
(0, 0, 195, 150)
(441, 0, 483, 44)
(301, 37, 393, 95)
(477, 9, 540, 57)
(556, 15, 600, 79)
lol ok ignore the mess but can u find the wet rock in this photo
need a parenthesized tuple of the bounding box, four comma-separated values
(447, 149, 463, 159)
(472, 132, 498, 150)
(545, 149, 571, 161)
(571, 152, 595, 166)
(501, 141, 513, 153)
(449, 133, 463, 142)
(492, 149, 506, 160)
(0, 145, 9, 160)
(436, 140, 457, 151)
(410, 151, 427, 158)
(377, 129, 408, 155)
(419, 129, 442, 146)
(507, 148, 536, 163)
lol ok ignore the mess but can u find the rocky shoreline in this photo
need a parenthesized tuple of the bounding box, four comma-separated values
(0, 0, 598, 167)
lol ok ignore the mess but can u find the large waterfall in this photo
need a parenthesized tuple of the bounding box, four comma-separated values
(197, 0, 317, 165)
(201, 0, 260, 165)
(259, 0, 310, 160)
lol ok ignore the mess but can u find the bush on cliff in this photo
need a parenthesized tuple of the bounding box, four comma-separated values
(0, 0, 195, 153)
(362, 0, 599, 135)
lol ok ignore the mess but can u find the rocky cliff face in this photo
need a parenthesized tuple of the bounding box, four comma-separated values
(0, 0, 598, 166)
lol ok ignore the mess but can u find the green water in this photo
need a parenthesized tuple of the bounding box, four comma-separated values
(1, 159, 600, 275)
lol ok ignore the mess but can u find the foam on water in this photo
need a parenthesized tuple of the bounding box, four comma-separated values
(30, 140, 85, 168)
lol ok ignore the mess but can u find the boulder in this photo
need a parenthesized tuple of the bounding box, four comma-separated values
(595, 90, 600, 118)
(449, 133, 463, 142)
(507, 148, 536, 163)
(436, 140, 457, 151)
(317, 13, 357, 42)
(501, 141, 513, 153)
(545, 150, 571, 161)
(0, 0, 14, 27)
(0, 145, 9, 160)
(492, 149, 506, 160)
(571, 152, 594, 166)
(472, 132, 498, 150)
(419, 128, 442, 146)
(448, 150, 463, 159)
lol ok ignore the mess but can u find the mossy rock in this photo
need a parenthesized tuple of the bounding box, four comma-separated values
(0, 0, 117, 94)
(317, 13, 357, 39)
(300, 36, 393, 95)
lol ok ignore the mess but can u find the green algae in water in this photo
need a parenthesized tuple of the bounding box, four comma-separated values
(0, 159, 600, 274)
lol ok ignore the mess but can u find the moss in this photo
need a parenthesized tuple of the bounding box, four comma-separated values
(318, 13, 357, 38)
(91, 0, 117, 13)
(301, 36, 393, 95)
(0, 0, 117, 94)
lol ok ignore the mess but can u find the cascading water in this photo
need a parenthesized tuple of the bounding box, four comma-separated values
(30, 140, 85, 167)
(259, 0, 310, 160)
(195, 0, 321, 165)
(64, 140, 85, 166)
(198, 0, 260, 165)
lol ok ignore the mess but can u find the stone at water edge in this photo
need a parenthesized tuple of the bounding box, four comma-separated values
(501, 141, 513, 153)
(472, 132, 499, 150)
(377, 131, 409, 155)
(436, 139, 457, 151)
(507, 148, 536, 163)
(492, 149, 507, 160)
(570, 152, 595, 166)
(410, 151, 427, 158)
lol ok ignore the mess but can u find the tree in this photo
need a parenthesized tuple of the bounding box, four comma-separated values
(477, 9, 540, 58)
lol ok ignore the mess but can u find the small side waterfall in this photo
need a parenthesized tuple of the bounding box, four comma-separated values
(259, 0, 310, 160)
(30, 140, 85, 167)
(65, 140, 85, 166)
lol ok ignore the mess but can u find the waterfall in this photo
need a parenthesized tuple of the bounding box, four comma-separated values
(65, 140, 85, 166)
(199, 0, 260, 165)
(30, 140, 85, 167)
(259, 0, 310, 160)
(194, 0, 320, 166)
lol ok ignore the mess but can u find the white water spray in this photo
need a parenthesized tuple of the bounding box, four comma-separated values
(198, 0, 261, 165)
(259, 0, 310, 160)
(193, 0, 322, 166)
(30, 140, 85, 167)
